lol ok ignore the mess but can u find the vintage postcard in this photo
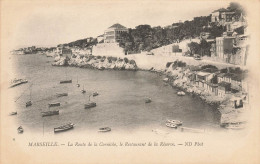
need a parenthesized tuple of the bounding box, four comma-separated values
(1, 0, 260, 163)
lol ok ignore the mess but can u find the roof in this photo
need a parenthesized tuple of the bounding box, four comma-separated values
(108, 23, 127, 29)
(202, 68, 218, 73)
(212, 8, 228, 13)
(218, 81, 231, 88)
(196, 71, 212, 77)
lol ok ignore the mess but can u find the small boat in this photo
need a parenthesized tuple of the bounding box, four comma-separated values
(81, 85, 86, 93)
(48, 102, 60, 107)
(93, 92, 99, 97)
(60, 80, 72, 84)
(165, 123, 178, 128)
(56, 93, 68, 97)
(9, 111, 17, 115)
(98, 127, 111, 132)
(26, 84, 33, 107)
(26, 101, 32, 107)
(82, 89, 86, 93)
(177, 91, 185, 96)
(10, 78, 28, 88)
(167, 120, 183, 126)
(17, 126, 24, 133)
(145, 97, 152, 103)
(222, 122, 245, 130)
(41, 110, 59, 117)
(163, 78, 168, 82)
(85, 102, 96, 109)
(76, 76, 80, 87)
(54, 123, 74, 133)
(60, 68, 72, 84)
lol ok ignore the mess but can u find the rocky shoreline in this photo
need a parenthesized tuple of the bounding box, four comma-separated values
(52, 54, 137, 71)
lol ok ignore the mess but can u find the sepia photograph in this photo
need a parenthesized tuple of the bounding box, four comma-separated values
(1, 0, 260, 163)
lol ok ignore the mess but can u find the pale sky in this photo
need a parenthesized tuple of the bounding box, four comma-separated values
(2, 1, 231, 48)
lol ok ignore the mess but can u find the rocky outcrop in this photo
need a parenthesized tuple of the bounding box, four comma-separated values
(52, 54, 137, 70)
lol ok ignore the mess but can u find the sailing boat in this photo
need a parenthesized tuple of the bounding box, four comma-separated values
(84, 94, 96, 109)
(60, 67, 72, 84)
(81, 85, 86, 93)
(76, 76, 80, 87)
(26, 84, 33, 107)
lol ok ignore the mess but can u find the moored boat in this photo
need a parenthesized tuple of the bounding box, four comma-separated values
(145, 97, 152, 103)
(81, 85, 86, 93)
(54, 123, 74, 133)
(98, 127, 111, 132)
(10, 78, 28, 88)
(56, 93, 68, 97)
(41, 110, 59, 117)
(17, 126, 24, 133)
(85, 102, 96, 109)
(48, 102, 60, 107)
(26, 101, 32, 107)
(76, 76, 80, 87)
(60, 80, 72, 84)
(93, 92, 99, 97)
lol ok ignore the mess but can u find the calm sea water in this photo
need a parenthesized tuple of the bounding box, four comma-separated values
(10, 54, 222, 135)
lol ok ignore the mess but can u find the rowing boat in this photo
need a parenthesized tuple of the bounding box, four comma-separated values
(54, 123, 74, 133)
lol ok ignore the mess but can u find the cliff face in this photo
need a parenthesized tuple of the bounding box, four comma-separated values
(52, 54, 137, 70)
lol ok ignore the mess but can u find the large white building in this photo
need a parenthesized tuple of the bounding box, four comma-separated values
(104, 23, 128, 43)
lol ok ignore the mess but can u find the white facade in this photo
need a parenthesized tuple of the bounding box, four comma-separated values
(104, 24, 128, 43)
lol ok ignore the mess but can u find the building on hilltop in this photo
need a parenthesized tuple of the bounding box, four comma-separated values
(104, 23, 128, 43)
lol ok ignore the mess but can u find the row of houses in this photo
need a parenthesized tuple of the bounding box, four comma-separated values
(186, 67, 248, 107)
(184, 67, 248, 109)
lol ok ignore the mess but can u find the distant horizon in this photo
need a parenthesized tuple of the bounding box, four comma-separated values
(3, 1, 233, 49)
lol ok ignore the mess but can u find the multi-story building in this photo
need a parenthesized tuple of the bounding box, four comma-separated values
(211, 9, 235, 24)
(104, 23, 128, 43)
(215, 36, 236, 62)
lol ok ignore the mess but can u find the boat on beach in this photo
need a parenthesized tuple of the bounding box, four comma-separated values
(54, 123, 74, 133)
(41, 110, 59, 117)
(166, 119, 183, 126)
(17, 126, 24, 133)
(177, 91, 185, 96)
(56, 93, 68, 97)
(98, 127, 111, 132)
(48, 102, 60, 107)
(9, 111, 17, 115)
(165, 123, 178, 128)
(10, 78, 28, 88)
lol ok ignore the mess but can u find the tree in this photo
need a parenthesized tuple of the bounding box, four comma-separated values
(227, 2, 246, 15)
(200, 39, 211, 56)
(188, 42, 200, 56)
